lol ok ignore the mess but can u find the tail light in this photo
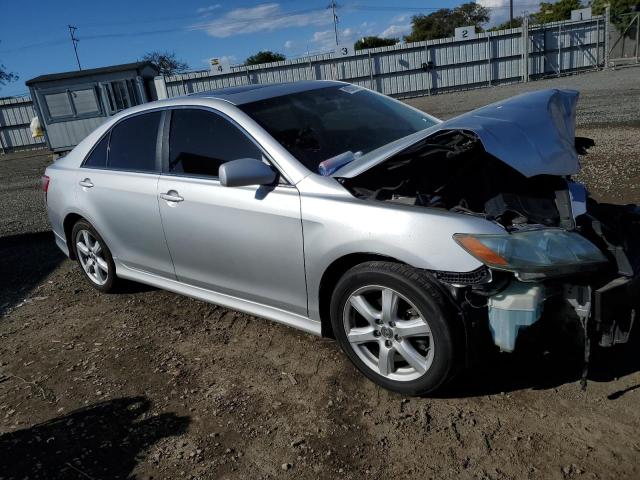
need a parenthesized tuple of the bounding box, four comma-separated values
(42, 175, 50, 202)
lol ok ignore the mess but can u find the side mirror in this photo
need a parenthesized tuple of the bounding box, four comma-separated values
(219, 158, 277, 187)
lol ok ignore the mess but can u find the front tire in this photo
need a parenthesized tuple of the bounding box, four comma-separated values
(71, 220, 118, 293)
(330, 261, 462, 395)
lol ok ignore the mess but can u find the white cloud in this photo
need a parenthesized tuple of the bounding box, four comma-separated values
(390, 14, 409, 23)
(284, 40, 294, 49)
(477, 0, 530, 26)
(310, 27, 356, 51)
(380, 23, 412, 39)
(193, 3, 332, 38)
(196, 4, 221, 14)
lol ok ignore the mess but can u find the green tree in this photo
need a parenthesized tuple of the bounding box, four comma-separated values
(354, 36, 399, 50)
(245, 51, 286, 66)
(141, 51, 189, 76)
(488, 17, 524, 31)
(530, 0, 584, 24)
(0, 41, 18, 89)
(405, 2, 490, 42)
(591, 0, 640, 30)
(0, 64, 18, 89)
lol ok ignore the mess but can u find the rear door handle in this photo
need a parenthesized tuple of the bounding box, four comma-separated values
(79, 178, 94, 188)
(160, 190, 184, 203)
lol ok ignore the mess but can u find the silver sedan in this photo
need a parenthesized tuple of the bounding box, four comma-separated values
(43, 81, 639, 395)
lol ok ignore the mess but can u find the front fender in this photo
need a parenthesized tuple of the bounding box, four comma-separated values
(299, 178, 505, 320)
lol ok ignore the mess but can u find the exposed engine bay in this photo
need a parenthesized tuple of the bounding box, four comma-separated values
(340, 129, 580, 230)
(338, 129, 640, 386)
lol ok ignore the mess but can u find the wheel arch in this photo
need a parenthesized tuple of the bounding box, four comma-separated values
(318, 252, 404, 338)
(63, 212, 85, 260)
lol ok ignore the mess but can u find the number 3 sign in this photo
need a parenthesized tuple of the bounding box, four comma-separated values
(333, 44, 354, 58)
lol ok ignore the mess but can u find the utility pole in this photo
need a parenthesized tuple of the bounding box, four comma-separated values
(68, 25, 81, 70)
(509, 0, 513, 28)
(330, 1, 339, 46)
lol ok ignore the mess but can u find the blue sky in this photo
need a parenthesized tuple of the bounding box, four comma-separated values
(0, 0, 524, 97)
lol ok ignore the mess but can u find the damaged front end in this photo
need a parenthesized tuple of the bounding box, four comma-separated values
(335, 89, 639, 380)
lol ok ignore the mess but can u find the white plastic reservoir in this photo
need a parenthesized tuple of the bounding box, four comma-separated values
(487, 282, 545, 352)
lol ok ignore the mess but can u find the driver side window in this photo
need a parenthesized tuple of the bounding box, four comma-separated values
(167, 109, 263, 178)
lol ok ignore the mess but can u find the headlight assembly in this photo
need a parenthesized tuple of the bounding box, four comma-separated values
(453, 229, 608, 280)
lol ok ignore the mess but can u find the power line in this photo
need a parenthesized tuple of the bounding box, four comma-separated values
(0, 3, 547, 55)
(347, 3, 542, 12)
(1, 6, 330, 53)
(68, 25, 81, 70)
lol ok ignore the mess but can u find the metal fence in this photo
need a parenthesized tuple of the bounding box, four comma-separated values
(608, 12, 640, 65)
(0, 96, 46, 154)
(0, 14, 609, 153)
(161, 15, 606, 99)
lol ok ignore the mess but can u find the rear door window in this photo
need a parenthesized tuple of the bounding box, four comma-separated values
(83, 135, 108, 168)
(167, 109, 262, 178)
(108, 111, 161, 172)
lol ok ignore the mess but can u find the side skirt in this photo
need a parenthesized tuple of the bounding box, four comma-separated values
(115, 261, 322, 336)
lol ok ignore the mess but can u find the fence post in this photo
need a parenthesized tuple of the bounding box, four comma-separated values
(522, 17, 530, 82)
(367, 50, 375, 91)
(558, 24, 562, 76)
(487, 34, 492, 86)
(604, 6, 610, 68)
(595, 18, 600, 68)
(153, 76, 168, 100)
(425, 45, 432, 95)
(0, 104, 5, 154)
(635, 13, 640, 63)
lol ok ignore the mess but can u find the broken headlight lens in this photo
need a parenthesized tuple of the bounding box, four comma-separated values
(453, 229, 608, 279)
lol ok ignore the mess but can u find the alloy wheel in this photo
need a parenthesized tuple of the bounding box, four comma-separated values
(76, 229, 109, 286)
(342, 285, 435, 381)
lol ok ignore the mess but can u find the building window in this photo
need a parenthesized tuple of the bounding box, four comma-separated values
(103, 79, 142, 114)
(71, 88, 101, 115)
(43, 87, 102, 122)
(44, 92, 74, 119)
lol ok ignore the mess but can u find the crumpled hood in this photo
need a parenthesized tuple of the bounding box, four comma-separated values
(334, 88, 580, 179)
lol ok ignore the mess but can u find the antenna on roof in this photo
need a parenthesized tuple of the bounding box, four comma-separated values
(329, 1, 339, 46)
(68, 25, 82, 70)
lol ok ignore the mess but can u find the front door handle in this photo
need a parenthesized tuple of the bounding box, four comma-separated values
(79, 178, 94, 188)
(160, 190, 184, 203)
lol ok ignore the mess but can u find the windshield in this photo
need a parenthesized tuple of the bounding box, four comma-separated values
(239, 85, 437, 173)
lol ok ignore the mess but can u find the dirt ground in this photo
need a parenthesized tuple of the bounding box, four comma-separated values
(1, 68, 640, 480)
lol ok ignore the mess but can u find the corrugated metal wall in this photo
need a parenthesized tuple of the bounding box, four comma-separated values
(0, 15, 605, 153)
(163, 16, 605, 99)
(0, 96, 46, 153)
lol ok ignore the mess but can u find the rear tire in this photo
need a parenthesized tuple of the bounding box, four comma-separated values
(71, 220, 118, 293)
(330, 261, 462, 395)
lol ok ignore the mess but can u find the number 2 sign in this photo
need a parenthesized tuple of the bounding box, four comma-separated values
(454, 26, 477, 41)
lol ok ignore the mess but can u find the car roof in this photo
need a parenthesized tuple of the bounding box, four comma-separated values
(187, 80, 345, 105)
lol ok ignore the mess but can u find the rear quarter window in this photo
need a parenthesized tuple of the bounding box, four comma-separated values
(83, 135, 108, 168)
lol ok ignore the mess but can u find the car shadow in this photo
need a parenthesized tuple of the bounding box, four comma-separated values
(0, 231, 65, 315)
(442, 329, 640, 398)
(0, 396, 190, 480)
